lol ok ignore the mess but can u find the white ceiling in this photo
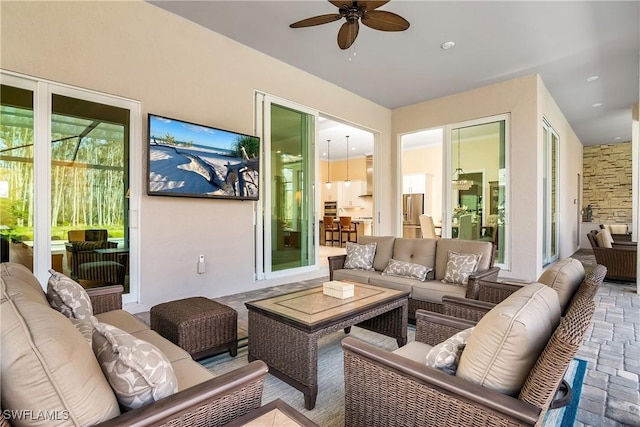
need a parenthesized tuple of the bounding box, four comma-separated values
(149, 0, 639, 152)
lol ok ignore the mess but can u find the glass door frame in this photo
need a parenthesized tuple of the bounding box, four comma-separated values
(542, 117, 560, 266)
(255, 92, 320, 279)
(444, 114, 511, 270)
(0, 70, 141, 303)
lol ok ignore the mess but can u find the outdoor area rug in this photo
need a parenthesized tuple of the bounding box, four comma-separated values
(200, 327, 585, 427)
(542, 358, 588, 427)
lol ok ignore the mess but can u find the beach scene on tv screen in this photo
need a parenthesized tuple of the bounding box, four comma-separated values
(148, 115, 259, 199)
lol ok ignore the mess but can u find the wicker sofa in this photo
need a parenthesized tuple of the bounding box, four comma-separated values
(587, 229, 636, 282)
(328, 236, 499, 320)
(341, 266, 604, 427)
(1, 262, 268, 427)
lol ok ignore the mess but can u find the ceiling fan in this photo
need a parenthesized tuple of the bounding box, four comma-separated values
(289, 0, 410, 50)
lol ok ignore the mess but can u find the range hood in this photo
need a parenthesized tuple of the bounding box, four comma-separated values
(359, 155, 373, 197)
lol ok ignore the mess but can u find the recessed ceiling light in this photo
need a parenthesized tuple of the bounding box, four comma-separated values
(614, 136, 621, 140)
(322, 152, 327, 156)
(586, 76, 599, 82)
(440, 41, 455, 50)
(592, 103, 603, 108)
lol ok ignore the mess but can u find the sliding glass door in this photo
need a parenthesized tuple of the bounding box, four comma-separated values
(448, 116, 509, 267)
(542, 119, 559, 265)
(256, 94, 317, 277)
(0, 71, 140, 301)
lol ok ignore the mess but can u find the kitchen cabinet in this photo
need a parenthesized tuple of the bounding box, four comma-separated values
(341, 180, 366, 209)
(322, 183, 339, 202)
(403, 174, 426, 194)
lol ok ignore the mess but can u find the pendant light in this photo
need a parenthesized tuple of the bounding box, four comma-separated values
(325, 139, 332, 189)
(344, 135, 351, 187)
(452, 129, 473, 191)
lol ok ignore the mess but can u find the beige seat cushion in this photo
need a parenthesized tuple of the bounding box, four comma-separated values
(368, 274, 414, 295)
(435, 239, 493, 281)
(392, 341, 433, 363)
(457, 283, 561, 396)
(358, 236, 396, 271)
(538, 258, 585, 314)
(333, 268, 374, 284)
(1, 279, 120, 425)
(171, 358, 216, 391)
(411, 280, 467, 303)
(132, 329, 192, 363)
(96, 309, 150, 334)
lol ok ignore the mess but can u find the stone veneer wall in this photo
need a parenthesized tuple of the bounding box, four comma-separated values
(583, 142, 632, 224)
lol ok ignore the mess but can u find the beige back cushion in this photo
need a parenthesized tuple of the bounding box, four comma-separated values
(358, 236, 396, 272)
(434, 239, 493, 280)
(538, 258, 585, 314)
(606, 224, 628, 235)
(0, 262, 48, 305)
(1, 278, 120, 425)
(392, 238, 437, 272)
(457, 283, 561, 396)
(596, 229, 613, 248)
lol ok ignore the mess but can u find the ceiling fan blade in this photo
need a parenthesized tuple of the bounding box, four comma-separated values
(290, 14, 342, 28)
(361, 10, 410, 31)
(360, 1, 390, 11)
(337, 20, 359, 49)
(329, 0, 353, 9)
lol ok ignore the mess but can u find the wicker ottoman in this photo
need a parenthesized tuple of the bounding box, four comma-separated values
(150, 297, 238, 360)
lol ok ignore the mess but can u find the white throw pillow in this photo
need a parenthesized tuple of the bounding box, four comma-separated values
(382, 258, 431, 281)
(47, 270, 93, 319)
(92, 322, 178, 411)
(343, 241, 377, 271)
(442, 251, 482, 285)
(426, 327, 475, 374)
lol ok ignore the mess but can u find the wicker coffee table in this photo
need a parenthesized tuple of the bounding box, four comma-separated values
(245, 282, 408, 410)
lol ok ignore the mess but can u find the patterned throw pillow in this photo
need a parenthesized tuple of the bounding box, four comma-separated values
(71, 316, 98, 345)
(92, 322, 178, 411)
(343, 242, 377, 271)
(442, 251, 482, 286)
(47, 270, 93, 319)
(426, 327, 475, 374)
(382, 258, 431, 281)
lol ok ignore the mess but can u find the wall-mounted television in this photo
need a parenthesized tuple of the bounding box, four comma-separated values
(147, 114, 260, 201)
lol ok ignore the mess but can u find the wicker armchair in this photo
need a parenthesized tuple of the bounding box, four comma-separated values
(587, 230, 636, 282)
(443, 263, 606, 322)
(342, 287, 597, 427)
(66, 240, 125, 286)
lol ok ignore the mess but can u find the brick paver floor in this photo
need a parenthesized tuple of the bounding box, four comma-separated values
(574, 279, 639, 426)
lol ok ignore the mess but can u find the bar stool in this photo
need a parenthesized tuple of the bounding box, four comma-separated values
(339, 216, 357, 247)
(324, 216, 340, 246)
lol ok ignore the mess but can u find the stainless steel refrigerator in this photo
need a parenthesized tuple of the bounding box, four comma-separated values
(402, 193, 424, 225)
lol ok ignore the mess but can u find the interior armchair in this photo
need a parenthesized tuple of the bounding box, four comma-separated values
(342, 283, 597, 427)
